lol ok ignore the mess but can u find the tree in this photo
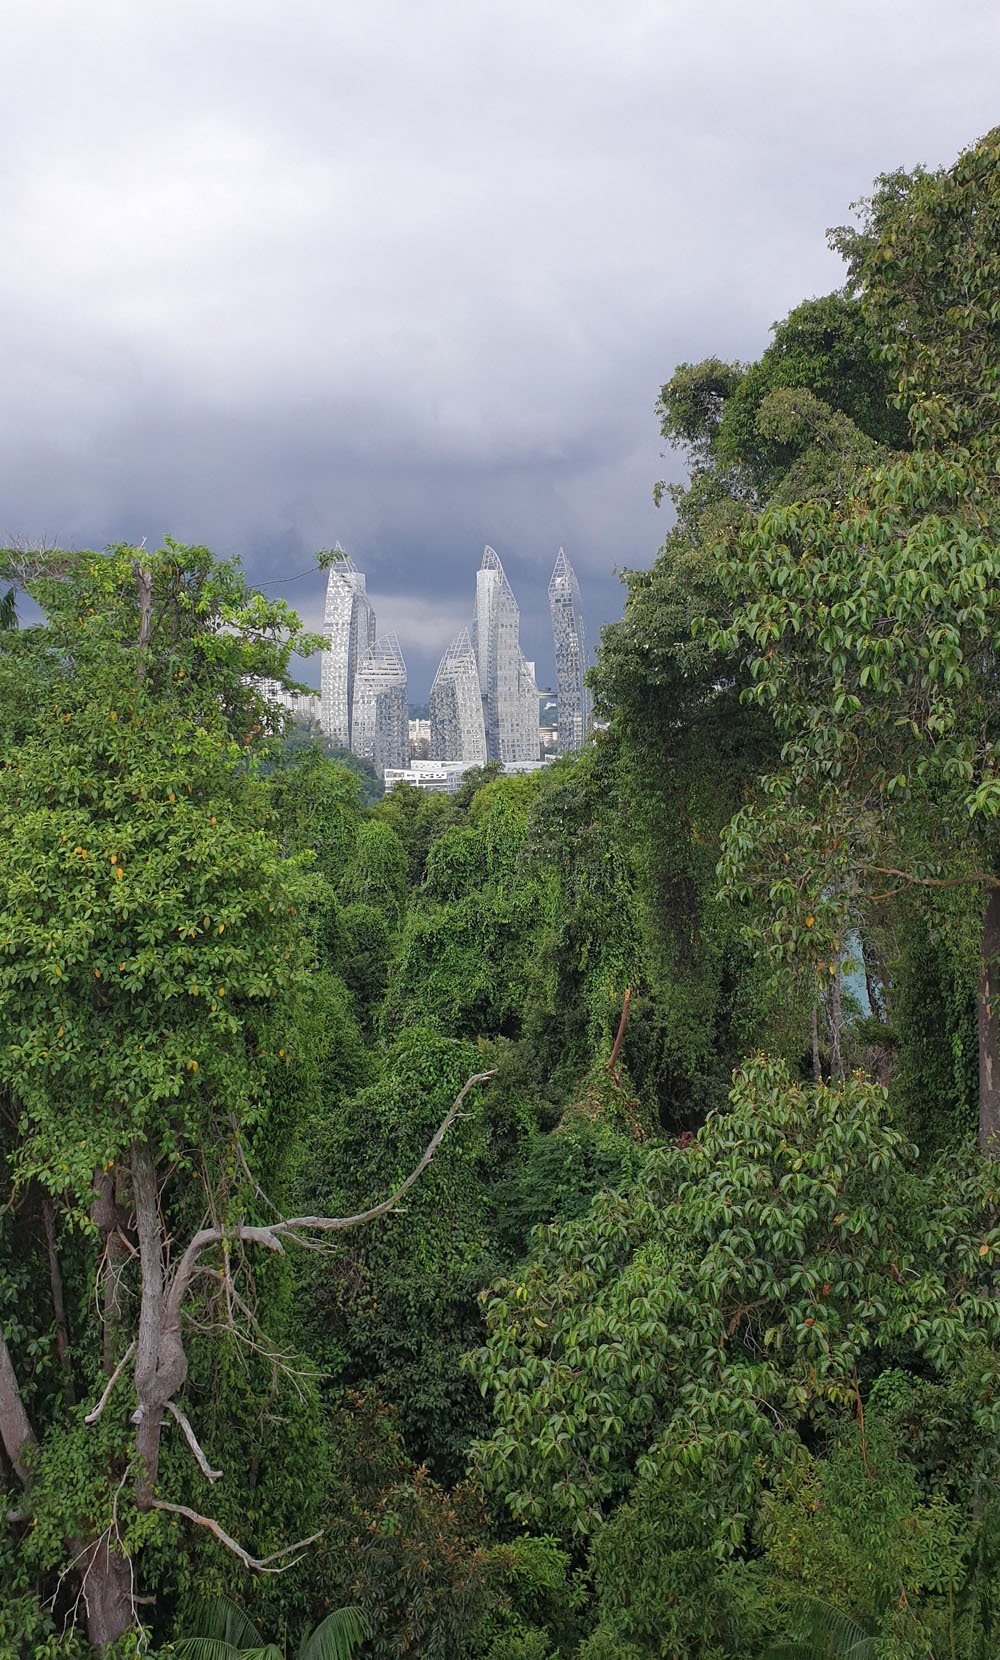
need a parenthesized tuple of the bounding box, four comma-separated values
(0, 540, 494, 1648)
(714, 127, 1000, 1151)
(471, 1057, 1000, 1654)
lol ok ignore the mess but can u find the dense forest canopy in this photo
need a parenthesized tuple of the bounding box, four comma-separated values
(2, 125, 1000, 1659)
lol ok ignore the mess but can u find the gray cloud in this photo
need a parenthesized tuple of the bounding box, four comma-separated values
(1, 0, 999, 690)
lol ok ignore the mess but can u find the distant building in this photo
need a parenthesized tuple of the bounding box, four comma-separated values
(384, 759, 472, 793)
(472, 547, 540, 763)
(384, 755, 551, 794)
(351, 632, 409, 774)
(254, 678, 322, 727)
(548, 547, 592, 752)
(407, 718, 431, 759)
(429, 627, 488, 765)
(320, 548, 376, 748)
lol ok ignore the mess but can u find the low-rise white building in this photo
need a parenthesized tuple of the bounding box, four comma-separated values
(384, 756, 552, 794)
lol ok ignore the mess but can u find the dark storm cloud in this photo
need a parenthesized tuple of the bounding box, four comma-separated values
(1, 0, 999, 690)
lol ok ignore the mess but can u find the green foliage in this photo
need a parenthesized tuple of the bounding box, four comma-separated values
(755, 1426, 969, 1654)
(0, 544, 325, 1200)
(386, 774, 556, 1047)
(296, 1030, 497, 1472)
(264, 741, 369, 888)
(173, 1593, 369, 1660)
(472, 1057, 1000, 1542)
(375, 782, 452, 884)
(339, 819, 408, 923)
(316, 1390, 509, 1659)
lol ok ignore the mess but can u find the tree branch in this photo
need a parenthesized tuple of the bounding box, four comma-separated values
(164, 1069, 495, 1328)
(165, 1401, 222, 1481)
(149, 1500, 321, 1571)
(865, 863, 999, 894)
(83, 1341, 136, 1425)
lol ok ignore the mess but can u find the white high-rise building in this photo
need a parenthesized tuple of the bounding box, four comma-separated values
(319, 549, 376, 748)
(472, 547, 538, 763)
(351, 632, 409, 775)
(429, 628, 488, 765)
(548, 547, 592, 753)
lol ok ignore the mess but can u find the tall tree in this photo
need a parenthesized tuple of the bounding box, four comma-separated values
(715, 126, 1000, 1152)
(0, 542, 489, 1647)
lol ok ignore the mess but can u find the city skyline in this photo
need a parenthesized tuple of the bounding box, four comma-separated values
(317, 541, 592, 774)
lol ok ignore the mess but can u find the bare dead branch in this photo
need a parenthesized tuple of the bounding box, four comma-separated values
(164, 1069, 495, 1327)
(165, 1402, 222, 1482)
(83, 1341, 136, 1425)
(864, 863, 999, 892)
(150, 1500, 321, 1571)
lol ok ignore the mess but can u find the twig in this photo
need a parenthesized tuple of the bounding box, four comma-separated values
(150, 1500, 321, 1571)
(166, 1402, 222, 1482)
(83, 1341, 136, 1425)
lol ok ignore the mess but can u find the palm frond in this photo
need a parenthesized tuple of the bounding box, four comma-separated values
(173, 1642, 282, 1660)
(298, 1606, 371, 1660)
(0, 587, 15, 630)
(176, 1594, 269, 1649)
(171, 1641, 243, 1660)
(764, 1596, 881, 1659)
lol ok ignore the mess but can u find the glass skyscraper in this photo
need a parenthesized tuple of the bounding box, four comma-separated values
(351, 631, 409, 774)
(548, 547, 591, 752)
(319, 549, 376, 748)
(429, 627, 488, 764)
(472, 547, 539, 763)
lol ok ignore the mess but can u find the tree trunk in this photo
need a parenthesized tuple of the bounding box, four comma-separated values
(2, 1294, 136, 1650)
(828, 962, 844, 1080)
(0, 1321, 35, 1483)
(978, 885, 1000, 1156)
(131, 1139, 186, 1505)
(93, 1167, 131, 1377)
(74, 1534, 137, 1653)
(42, 1194, 75, 1408)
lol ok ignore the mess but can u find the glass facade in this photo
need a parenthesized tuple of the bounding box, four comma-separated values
(351, 631, 409, 775)
(429, 627, 488, 764)
(319, 550, 376, 748)
(548, 547, 591, 752)
(472, 547, 539, 763)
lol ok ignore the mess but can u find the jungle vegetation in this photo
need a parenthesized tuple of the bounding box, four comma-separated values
(2, 125, 1000, 1659)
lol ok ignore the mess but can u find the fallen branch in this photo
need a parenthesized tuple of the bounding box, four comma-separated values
(150, 1500, 321, 1571)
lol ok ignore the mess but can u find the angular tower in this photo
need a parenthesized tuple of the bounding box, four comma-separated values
(472, 546, 537, 763)
(516, 652, 541, 762)
(351, 632, 409, 775)
(429, 627, 488, 764)
(548, 547, 591, 753)
(319, 547, 377, 748)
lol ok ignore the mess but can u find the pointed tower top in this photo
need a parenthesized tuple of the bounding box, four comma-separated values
(548, 546, 579, 596)
(359, 631, 407, 679)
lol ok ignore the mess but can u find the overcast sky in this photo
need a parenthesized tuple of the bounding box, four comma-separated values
(2, 0, 998, 693)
